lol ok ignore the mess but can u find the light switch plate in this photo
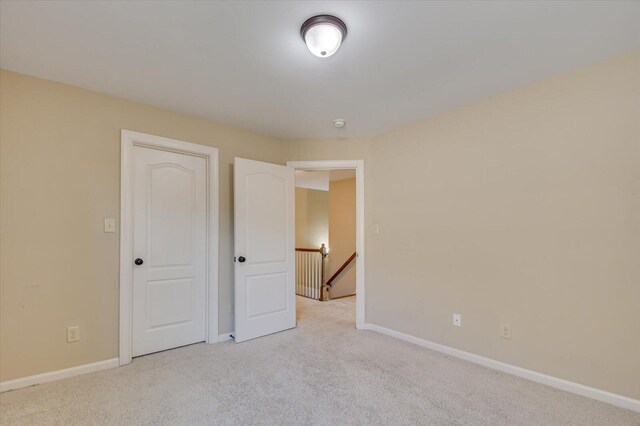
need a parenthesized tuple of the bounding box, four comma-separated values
(104, 218, 116, 233)
(67, 326, 80, 343)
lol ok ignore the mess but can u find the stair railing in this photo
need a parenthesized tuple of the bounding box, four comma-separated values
(323, 252, 357, 299)
(295, 244, 327, 300)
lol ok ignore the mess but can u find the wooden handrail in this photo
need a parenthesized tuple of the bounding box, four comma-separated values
(325, 252, 356, 287)
(295, 247, 323, 253)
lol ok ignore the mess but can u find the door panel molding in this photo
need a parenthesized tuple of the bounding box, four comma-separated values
(234, 158, 295, 343)
(120, 130, 219, 366)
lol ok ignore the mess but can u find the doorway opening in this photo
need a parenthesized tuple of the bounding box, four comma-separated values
(287, 161, 365, 329)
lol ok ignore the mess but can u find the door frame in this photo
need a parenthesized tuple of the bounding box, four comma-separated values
(286, 160, 365, 329)
(119, 130, 219, 366)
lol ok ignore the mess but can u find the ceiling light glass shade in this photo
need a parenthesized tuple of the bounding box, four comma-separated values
(305, 24, 342, 57)
(301, 15, 347, 58)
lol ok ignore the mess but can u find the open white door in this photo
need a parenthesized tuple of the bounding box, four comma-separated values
(234, 158, 295, 342)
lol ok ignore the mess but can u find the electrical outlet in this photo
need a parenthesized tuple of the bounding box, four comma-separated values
(500, 323, 511, 339)
(452, 313, 461, 327)
(67, 326, 80, 343)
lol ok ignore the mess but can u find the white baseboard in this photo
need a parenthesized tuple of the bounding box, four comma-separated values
(216, 332, 233, 342)
(362, 323, 640, 413)
(0, 358, 119, 393)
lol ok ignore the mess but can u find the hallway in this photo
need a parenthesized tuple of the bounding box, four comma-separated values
(1, 296, 637, 425)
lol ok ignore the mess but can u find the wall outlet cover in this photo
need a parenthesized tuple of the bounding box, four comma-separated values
(500, 323, 511, 339)
(453, 313, 462, 327)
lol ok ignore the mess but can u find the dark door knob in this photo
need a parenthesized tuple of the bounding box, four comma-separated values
(238, 256, 246, 263)
(134, 258, 144, 265)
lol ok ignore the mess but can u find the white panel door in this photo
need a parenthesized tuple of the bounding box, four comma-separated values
(132, 146, 207, 356)
(234, 158, 295, 343)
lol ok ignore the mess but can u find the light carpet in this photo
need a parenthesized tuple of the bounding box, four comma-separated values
(1, 296, 638, 425)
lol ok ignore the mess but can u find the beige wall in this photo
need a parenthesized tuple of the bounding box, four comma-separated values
(295, 187, 328, 249)
(0, 70, 285, 381)
(2, 50, 639, 399)
(286, 51, 640, 399)
(327, 178, 356, 298)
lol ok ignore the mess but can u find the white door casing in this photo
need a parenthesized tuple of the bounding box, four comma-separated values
(287, 160, 365, 329)
(234, 158, 296, 343)
(120, 130, 219, 365)
(131, 146, 206, 356)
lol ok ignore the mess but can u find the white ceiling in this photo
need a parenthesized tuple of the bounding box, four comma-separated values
(295, 169, 355, 191)
(1, 1, 639, 140)
(296, 170, 330, 191)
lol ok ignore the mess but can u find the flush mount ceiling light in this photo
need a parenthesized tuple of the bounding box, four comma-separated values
(301, 15, 347, 58)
